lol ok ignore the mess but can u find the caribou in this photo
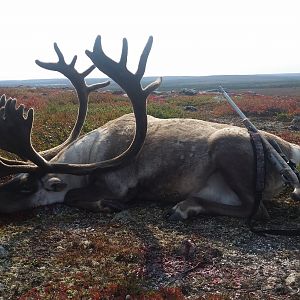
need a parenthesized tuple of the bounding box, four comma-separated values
(0, 36, 300, 221)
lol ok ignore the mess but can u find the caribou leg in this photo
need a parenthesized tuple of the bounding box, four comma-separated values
(64, 186, 126, 212)
(166, 128, 268, 221)
(167, 196, 269, 221)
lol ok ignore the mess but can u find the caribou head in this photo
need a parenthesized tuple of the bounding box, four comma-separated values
(0, 36, 161, 213)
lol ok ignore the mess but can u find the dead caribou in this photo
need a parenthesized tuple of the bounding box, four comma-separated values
(0, 36, 300, 222)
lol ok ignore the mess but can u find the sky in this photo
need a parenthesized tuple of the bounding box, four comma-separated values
(1, 0, 300, 80)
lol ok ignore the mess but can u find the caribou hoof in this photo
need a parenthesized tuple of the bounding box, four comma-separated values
(165, 208, 186, 221)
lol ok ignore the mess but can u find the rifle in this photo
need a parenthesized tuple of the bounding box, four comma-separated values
(218, 86, 300, 189)
(217, 87, 300, 235)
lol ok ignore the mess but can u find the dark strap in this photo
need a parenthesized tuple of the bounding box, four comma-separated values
(248, 132, 300, 236)
(248, 132, 265, 222)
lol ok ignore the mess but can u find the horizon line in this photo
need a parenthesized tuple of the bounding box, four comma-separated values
(1, 72, 300, 82)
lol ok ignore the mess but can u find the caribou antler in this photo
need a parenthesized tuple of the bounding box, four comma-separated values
(0, 97, 48, 167)
(84, 36, 162, 168)
(0, 36, 161, 177)
(36, 43, 110, 159)
(0, 45, 109, 167)
(0, 95, 35, 173)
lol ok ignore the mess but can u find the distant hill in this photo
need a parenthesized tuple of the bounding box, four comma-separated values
(2, 74, 300, 92)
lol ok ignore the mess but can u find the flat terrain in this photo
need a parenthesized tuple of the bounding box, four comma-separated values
(2, 73, 300, 92)
(0, 87, 299, 299)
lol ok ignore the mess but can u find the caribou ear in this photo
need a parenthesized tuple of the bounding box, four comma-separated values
(44, 177, 67, 192)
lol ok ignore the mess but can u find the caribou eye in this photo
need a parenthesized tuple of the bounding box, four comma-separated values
(44, 177, 67, 192)
(19, 175, 39, 194)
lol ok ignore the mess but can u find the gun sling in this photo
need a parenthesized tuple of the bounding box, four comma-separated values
(248, 132, 300, 236)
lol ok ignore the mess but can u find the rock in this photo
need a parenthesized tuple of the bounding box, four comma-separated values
(91, 260, 100, 267)
(56, 245, 65, 252)
(292, 116, 300, 123)
(177, 239, 196, 260)
(180, 88, 197, 96)
(0, 246, 8, 259)
(80, 240, 93, 249)
(274, 283, 287, 295)
(184, 105, 197, 112)
(111, 210, 133, 223)
(265, 276, 281, 290)
(285, 272, 300, 287)
(289, 116, 300, 131)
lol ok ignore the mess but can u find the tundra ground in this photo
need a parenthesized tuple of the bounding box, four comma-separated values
(0, 88, 299, 299)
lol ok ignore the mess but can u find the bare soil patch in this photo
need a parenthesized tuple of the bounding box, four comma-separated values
(0, 191, 299, 299)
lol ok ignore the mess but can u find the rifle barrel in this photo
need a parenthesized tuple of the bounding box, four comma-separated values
(218, 86, 247, 120)
(219, 86, 257, 132)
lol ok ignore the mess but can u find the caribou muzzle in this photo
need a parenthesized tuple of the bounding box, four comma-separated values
(0, 174, 40, 213)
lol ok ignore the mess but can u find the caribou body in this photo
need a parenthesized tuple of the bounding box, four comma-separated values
(0, 36, 299, 220)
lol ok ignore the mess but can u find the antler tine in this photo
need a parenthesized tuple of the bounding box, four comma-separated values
(54, 42, 65, 63)
(0, 95, 23, 172)
(36, 42, 110, 160)
(119, 38, 128, 67)
(0, 159, 38, 177)
(136, 36, 153, 82)
(86, 35, 162, 96)
(69, 54, 77, 68)
(0, 157, 33, 166)
(81, 65, 96, 78)
(0, 99, 49, 168)
(36, 43, 85, 81)
(137, 37, 162, 96)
